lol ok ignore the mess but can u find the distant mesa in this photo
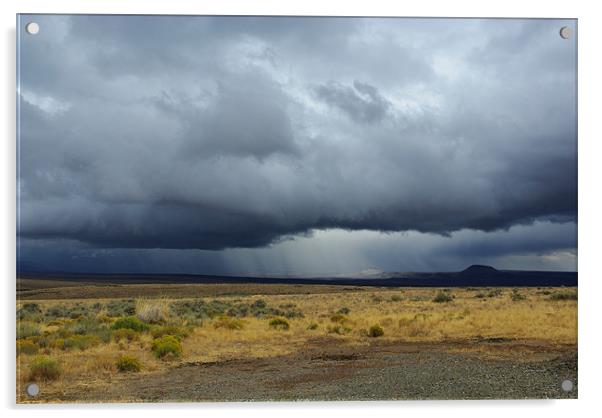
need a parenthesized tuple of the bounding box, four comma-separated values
(458, 265, 500, 276)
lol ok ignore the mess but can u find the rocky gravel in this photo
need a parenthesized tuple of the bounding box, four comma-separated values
(46, 339, 577, 402)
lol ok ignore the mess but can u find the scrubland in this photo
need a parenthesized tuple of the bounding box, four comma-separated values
(16, 285, 577, 402)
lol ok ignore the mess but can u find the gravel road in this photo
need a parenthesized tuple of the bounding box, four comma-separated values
(46, 339, 577, 402)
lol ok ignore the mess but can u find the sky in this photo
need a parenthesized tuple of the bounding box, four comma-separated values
(17, 15, 577, 275)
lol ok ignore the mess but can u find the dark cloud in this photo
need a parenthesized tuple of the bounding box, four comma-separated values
(18, 221, 576, 274)
(17, 16, 577, 272)
(177, 73, 299, 160)
(315, 80, 390, 123)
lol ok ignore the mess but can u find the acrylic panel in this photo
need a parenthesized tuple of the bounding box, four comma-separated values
(16, 15, 577, 403)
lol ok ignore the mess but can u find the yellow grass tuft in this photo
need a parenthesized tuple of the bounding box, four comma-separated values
(135, 298, 169, 323)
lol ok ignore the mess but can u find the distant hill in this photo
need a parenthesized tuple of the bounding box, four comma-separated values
(458, 265, 502, 278)
(18, 265, 577, 288)
(460, 265, 499, 275)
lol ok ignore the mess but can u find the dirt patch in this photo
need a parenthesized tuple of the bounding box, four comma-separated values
(26, 339, 577, 403)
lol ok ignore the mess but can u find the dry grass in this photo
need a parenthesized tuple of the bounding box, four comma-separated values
(180, 288, 576, 361)
(16, 286, 577, 402)
(17, 280, 367, 300)
(135, 298, 169, 323)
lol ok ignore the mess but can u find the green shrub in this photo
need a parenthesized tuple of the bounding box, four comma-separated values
(106, 300, 136, 317)
(34, 335, 53, 349)
(283, 309, 305, 318)
(68, 304, 89, 319)
(213, 316, 245, 330)
(205, 300, 232, 317)
(330, 314, 349, 323)
(116, 355, 142, 372)
(60, 335, 101, 351)
(251, 303, 282, 318)
(511, 291, 527, 301)
(226, 303, 250, 317)
(151, 325, 189, 341)
(69, 317, 103, 334)
(56, 327, 75, 338)
(151, 335, 182, 359)
(61, 317, 112, 343)
(368, 325, 384, 338)
(17, 303, 43, 321)
(251, 299, 267, 309)
(550, 291, 577, 301)
(371, 295, 383, 303)
(111, 316, 149, 332)
(43, 303, 88, 320)
(17, 322, 40, 339)
(17, 339, 38, 355)
(29, 356, 61, 381)
(487, 289, 503, 298)
(44, 305, 71, 320)
(170, 300, 201, 316)
(214, 299, 304, 319)
(268, 317, 290, 330)
(432, 292, 453, 303)
(112, 328, 140, 343)
(171, 299, 234, 320)
(94, 327, 113, 343)
(327, 325, 352, 335)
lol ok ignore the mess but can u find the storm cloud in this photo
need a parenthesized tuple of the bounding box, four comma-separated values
(314, 80, 390, 123)
(17, 16, 577, 273)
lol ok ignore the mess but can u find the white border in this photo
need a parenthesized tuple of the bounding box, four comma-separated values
(2, 1, 600, 417)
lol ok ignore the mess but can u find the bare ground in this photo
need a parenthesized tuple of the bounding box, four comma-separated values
(17, 279, 368, 300)
(27, 338, 577, 402)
